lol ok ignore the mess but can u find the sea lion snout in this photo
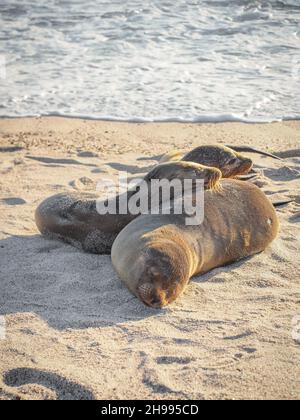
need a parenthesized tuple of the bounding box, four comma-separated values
(137, 282, 168, 308)
(239, 157, 253, 174)
(135, 244, 191, 308)
(222, 156, 253, 177)
(137, 264, 172, 308)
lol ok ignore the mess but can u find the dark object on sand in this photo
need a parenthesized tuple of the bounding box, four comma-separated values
(275, 149, 300, 159)
(0, 146, 24, 153)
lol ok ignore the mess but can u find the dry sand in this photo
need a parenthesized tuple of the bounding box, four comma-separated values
(0, 117, 299, 400)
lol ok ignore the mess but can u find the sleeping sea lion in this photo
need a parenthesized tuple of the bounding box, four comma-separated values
(111, 179, 279, 308)
(182, 145, 253, 178)
(35, 162, 221, 254)
(159, 145, 253, 178)
(159, 145, 282, 163)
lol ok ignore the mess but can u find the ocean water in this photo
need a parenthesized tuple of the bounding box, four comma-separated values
(0, 0, 299, 122)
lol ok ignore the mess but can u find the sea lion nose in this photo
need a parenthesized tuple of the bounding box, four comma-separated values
(149, 297, 163, 308)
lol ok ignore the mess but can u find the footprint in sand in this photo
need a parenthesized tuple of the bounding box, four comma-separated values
(26, 156, 97, 168)
(0, 197, 26, 206)
(223, 331, 253, 341)
(139, 352, 190, 398)
(293, 195, 300, 204)
(70, 177, 97, 191)
(77, 151, 99, 158)
(252, 178, 270, 188)
(265, 166, 300, 181)
(289, 213, 300, 223)
(156, 356, 194, 365)
(3, 368, 95, 400)
(240, 347, 257, 354)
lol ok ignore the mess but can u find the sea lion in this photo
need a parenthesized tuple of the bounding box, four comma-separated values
(275, 148, 300, 159)
(144, 161, 222, 190)
(160, 145, 281, 164)
(111, 180, 279, 308)
(159, 145, 253, 178)
(182, 145, 253, 178)
(35, 162, 221, 254)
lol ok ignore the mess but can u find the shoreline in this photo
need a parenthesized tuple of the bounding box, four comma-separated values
(1, 114, 300, 125)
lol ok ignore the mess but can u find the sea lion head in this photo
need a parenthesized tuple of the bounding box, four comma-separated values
(137, 242, 191, 308)
(183, 145, 253, 178)
(144, 161, 222, 191)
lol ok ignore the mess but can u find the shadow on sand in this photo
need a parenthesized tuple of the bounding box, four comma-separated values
(106, 162, 154, 174)
(0, 234, 164, 331)
(0, 233, 252, 332)
(3, 368, 95, 400)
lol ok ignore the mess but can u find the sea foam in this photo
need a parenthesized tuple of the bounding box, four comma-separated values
(0, 0, 299, 122)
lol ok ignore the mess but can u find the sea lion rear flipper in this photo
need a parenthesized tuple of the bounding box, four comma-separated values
(226, 145, 282, 161)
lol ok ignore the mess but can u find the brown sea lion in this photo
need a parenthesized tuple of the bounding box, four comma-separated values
(111, 180, 279, 308)
(35, 162, 221, 254)
(160, 145, 253, 178)
(160, 145, 281, 165)
(225, 145, 282, 161)
(144, 161, 222, 190)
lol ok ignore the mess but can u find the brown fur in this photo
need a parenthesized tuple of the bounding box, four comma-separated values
(160, 145, 253, 178)
(35, 162, 221, 254)
(111, 180, 279, 308)
(182, 145, 253, 178)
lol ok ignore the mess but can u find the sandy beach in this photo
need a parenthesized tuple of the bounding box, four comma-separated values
(0, 117, 299, 400)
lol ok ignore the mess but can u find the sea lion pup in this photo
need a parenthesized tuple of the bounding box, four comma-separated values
(159, 144, 281, 166)
(182, 145, 253, 178)
(111, 180, 279, 308)
(144, 161, 222, 191)
(159, 145, 253, 178)
(35, 162, 221, 254)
